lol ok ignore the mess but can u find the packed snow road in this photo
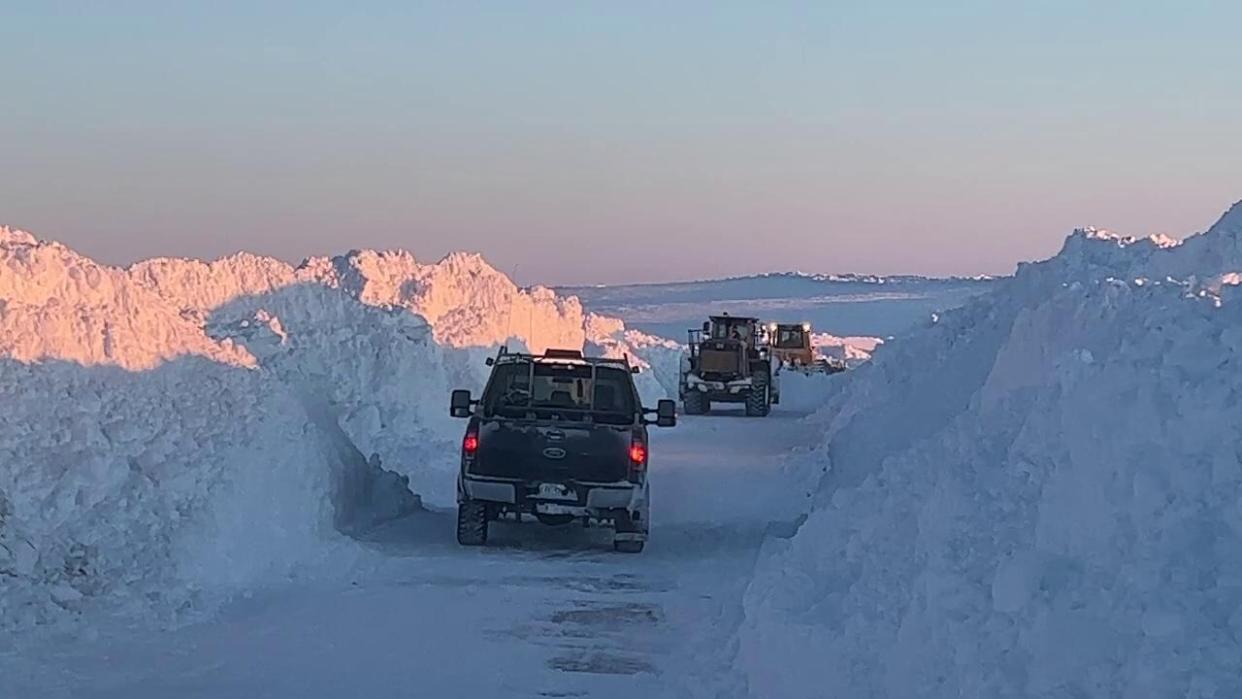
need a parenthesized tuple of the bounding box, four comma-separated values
(2, 377, 831, 699)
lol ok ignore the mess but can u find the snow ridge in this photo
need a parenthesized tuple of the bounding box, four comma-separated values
(0, 230, 675, 630)
(740, 200, 1242, 698)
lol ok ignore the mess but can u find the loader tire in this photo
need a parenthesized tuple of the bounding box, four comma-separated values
(456, 500, 488, 546)
(683, 390, 707, 415)
(745, 372, 771, 417)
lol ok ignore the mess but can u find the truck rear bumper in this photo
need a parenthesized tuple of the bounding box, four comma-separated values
(460, 476, 643, 512)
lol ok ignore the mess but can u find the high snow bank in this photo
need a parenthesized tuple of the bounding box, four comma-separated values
(202, 283, 481, 508)
(740, 201, 1242, 698)
(0, 355, 386, 629)
(0, 227, 676, 629)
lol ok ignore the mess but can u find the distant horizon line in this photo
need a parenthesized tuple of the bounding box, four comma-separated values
(552, 269, 1001, 290)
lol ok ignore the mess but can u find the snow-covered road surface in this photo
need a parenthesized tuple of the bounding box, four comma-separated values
(2, 377, 833, 699)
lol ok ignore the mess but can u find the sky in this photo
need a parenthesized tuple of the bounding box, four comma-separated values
(3, 1, 1240, 285)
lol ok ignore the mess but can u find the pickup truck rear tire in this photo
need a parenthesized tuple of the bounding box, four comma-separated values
(456, 500, 488, 546)
(613, 510, 646, 553)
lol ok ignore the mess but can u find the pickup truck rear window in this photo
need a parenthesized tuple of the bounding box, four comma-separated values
(483, 361, 636, 424)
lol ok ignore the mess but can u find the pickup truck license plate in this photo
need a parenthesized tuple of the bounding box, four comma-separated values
(536, 483, 575, 501)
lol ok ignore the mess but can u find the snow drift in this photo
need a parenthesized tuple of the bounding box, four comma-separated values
(0, 228, 675, 629)
(739, 201, 1242, 697)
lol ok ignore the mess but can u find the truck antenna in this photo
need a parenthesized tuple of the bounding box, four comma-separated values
(505, 263, 519, 345)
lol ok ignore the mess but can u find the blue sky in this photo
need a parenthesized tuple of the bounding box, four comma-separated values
(3, 1, 1240, 284)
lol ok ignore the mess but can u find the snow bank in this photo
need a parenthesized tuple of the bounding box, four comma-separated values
(739, 201, 1242, 698)
(0, 356, 361, 628)
(0, 227, 676, 629)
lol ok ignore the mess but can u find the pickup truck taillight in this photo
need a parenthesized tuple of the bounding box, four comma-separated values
(629, 442, 646, 464)
(462, 427, 479, 456)
(628, 437, 647, 482)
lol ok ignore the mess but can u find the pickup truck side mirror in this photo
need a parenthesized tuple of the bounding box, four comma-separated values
(654, 399, 676, 427)
(449, 389, 474, 418)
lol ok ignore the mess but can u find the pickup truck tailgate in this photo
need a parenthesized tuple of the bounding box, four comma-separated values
(469, 418, 631, 483)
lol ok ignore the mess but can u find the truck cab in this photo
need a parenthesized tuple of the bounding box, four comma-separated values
(448, 347, 676, 553)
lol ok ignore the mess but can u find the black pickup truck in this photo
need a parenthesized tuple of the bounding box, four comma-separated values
(449, 348, 676, 553)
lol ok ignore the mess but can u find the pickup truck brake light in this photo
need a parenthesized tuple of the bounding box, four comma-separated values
(463, 427, 479, 456)
(628, 438, 647, 482)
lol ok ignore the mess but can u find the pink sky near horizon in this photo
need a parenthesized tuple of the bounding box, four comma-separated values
(12, 191, 1239, 287)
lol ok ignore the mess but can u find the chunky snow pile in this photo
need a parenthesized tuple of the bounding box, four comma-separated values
(0, 230, 254, 370)
(131, 248, 590, 354)
(811, 333, 884, 366)
(0, 227, 675, 629)
(740, 201, 1242, 698)
(129, 245, 678, 400)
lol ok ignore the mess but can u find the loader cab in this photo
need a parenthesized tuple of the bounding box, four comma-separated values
(767, 321, 815, 368)
(705, 315, 761, 349)
(770, 323, 812, 351)
(688, 314, 768, 381)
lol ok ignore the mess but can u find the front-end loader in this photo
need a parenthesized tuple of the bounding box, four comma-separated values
(767, 322, 847, 375)
(679, 314, 779, 416)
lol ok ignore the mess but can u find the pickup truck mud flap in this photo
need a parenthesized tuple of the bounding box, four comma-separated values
(462, 478, 516, 503)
